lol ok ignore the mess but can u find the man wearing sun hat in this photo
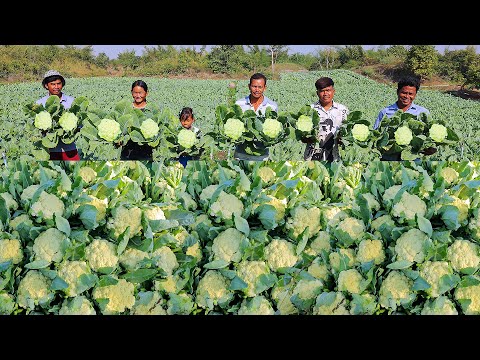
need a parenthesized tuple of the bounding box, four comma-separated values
(36, 70, 80, 160)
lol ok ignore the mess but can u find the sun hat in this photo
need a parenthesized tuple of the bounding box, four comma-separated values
(42, 70, 65, 87)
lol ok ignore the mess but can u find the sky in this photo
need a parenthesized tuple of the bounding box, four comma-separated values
(85, 45, 478, 60)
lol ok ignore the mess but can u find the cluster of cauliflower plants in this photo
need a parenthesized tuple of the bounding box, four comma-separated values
(338, 110, 461, 163)
(1, 158, 479, 315)
(24, 96, 89, 160)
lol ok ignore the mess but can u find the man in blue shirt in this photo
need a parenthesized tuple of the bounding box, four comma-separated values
(374, 76, 430, 130)
(234, 73, 278, 161)
(374, 76, 431, 160)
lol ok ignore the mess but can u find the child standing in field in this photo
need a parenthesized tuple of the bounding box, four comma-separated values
(178, 107, 202, 167)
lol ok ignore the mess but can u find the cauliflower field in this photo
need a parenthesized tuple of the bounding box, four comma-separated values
(1, 159, 479, 315)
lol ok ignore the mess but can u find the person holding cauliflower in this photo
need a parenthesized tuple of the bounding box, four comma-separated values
(304, 77, 349, 162)
(177, 107, 203, 167)
(120, 80, 153, 160)
(36, 70, 80, 160)
(234, 72, 278, 161)
(374, 76, 432, 160)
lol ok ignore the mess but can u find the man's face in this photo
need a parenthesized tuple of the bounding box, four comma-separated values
(45, 79, 63, 96)
(397, 85, 417, 108)
(248, 78, 266, 100)
(317, 85, 335, 106)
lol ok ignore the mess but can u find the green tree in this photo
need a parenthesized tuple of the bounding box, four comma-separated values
(405, 45, 439, 80)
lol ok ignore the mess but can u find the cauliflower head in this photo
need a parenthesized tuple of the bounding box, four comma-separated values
(119, 248, 149, 271)
(271, 283, 298, 315)
(30, 191, 65, 220)
(58, 112, 78, 131)
(454, 284, 480, 315)
(286, 205, 321, 239)
(394, 228, 429, 263)
(314, 291, 349, 315)
(224, 118, 245, 140)
(379, 270, 415, 310)
(309, 231, 332, 255)
(97, 118, 121, 142)
(262, 118, 283, 139)
(394, 126, 413, 146)
(337, 269, 364, 294)
(93, 278, 135, 314)
(429, 123, 448, 143)
(34, 111, 52, 130)
(0, 192, 18, 211)
(0, 238, 24, 264)
(264, 238, 298, 271)
(440, 167, 459, 185)
(17, 270, 52, 309)
(446, 239, 480, 273)
(85, 238, 119, 271)
(59, 296, 96, 315)
(152, 246, 178, 275)
(210, 192, 244, 220)
(132, 291, 166, 315)
(178, 128, 197, 148)
(195, 270, 233, 309)
(351, 123, 370, 141)
(392, 192, 427, 221)
(421, 296, 458, 315)
(419, 261, 453, 298)
(307, 257, 330, 281)
(78, 166, 97, 184)
(296, 114, 313, 133)
(211, 227, 245, 263)
(32, 228, 67, 263)
(106, 205, 143, 239)
(236, 260, 270, 297)
(257, 166, 276, 184)
(356, 239, 385, 265)
(140, 118, 159, 139)
(238, 296, 275, 315)
(57, 260, 91, 297)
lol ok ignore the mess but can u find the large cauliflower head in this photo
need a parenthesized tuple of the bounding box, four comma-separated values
(97, 118, 121, 142)
(351, 123, 370, 141)
(140, 118, 159, 139)
(84, 238, 118, 271)
(195, 270, 233, 310)
(394, 126, 413, 146)
(34, 111, 52, 130)
(296, 114, 313, 132)
(224, 118, 245, 140)
(58, 112, 78, 132)
(429, 123, 448, 143)
(92, 278, 135, 314)
(262, 118, 283, 139)
(178, 128, 197, 148)
(264, 238, 298, 271)
(211, 227, 245, 263)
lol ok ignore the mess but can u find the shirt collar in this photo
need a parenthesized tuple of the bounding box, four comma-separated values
(246, 95, 267, 106)
(314, 100, 338, 110)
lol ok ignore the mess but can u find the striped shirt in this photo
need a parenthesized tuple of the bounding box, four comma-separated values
(235, 95, 278, 115)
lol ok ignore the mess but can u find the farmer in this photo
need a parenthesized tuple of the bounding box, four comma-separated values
(36, 70, 80, 160)
(374, 76, 432, 160)
(303, 77, 349, 162)
(120, 80, 153, 160)
(234, 72, 278, 161)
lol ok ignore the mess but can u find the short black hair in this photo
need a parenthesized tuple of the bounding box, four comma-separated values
(132, 80, 148, 92)
(42, 75, 65, 87)
(250, 73, 267, 85)
(315, 77, 334, 90)
(397, 76, 421, 92)
(179, 107, 194, 120)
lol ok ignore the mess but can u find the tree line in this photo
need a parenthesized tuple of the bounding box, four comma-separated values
(1, 45, 479, 89)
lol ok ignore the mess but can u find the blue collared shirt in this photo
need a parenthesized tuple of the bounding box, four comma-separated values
(374, 102, 430, 129)
(235, 95, 278, 115)
(36, 93, 77, 152)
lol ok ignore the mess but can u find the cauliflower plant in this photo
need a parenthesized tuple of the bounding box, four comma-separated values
(264, 239, 298, 271)
(59, 296, 96, 315)
(106, 205, 142, 239)
(382, 185, 402, 203)
(309, 231, 331, 255)
(454, 284, 480, 315)
(84, 238, 119, 271)
(224, 118, 245, 140)
(351, 123, 370, 141)
(313, 291, 349, 315)
(392, 191, 427, 221)
(152, 246, 178, 275)
(9, 214, 33, 231)
(440, 167, 459, 185)
(119, 248, 149, 271)
(394, 228, 429, 263)
(196, 270, 233, 310)
(17, 270, 52, 310)
(211, 227, 245, 263)
(262, 118, 283, 139)
(236, 260, 270, 297)
(199, 184, 220, 202)
(0, 238, 23, 264)
(334, 217, 365, 244)
(78, 166, 97, 184)
(57, 260, 91, 297)
(30, 191, 65, 220)
(32, 228, 67, 263)
(329, 248, 357, 273)
(337, 269, 364, 294)
(307, 257, 330, 281)
(394, 126, 413, 146)
(140, 118, 159, 139)
(419, 261, 453, 298)
(34, 111, 52, 130)
(92, 278, 135, 314)
(446, 239, 480, 273)
(378, 270, 415, 310)
(0, 192, 18, 211)
(210, 191, 244, 220)
(132, 291, 166, 315)
(429, 123, 448, 143)
(97, 118, 121, 142)
(58, 112, 78, 131)
(271, 283, 298, 315)
(356, 239, 385, 265)
(296, 114, 313, 132)
(85, 195, 108, 223)
(421, 296, 458, 315)
(178, 128, 197, 148)
(238, 296, 275, 315)
(286, 205, 321, 239)
(293, 278, 324, 300)
(257, 166, 276, 184)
